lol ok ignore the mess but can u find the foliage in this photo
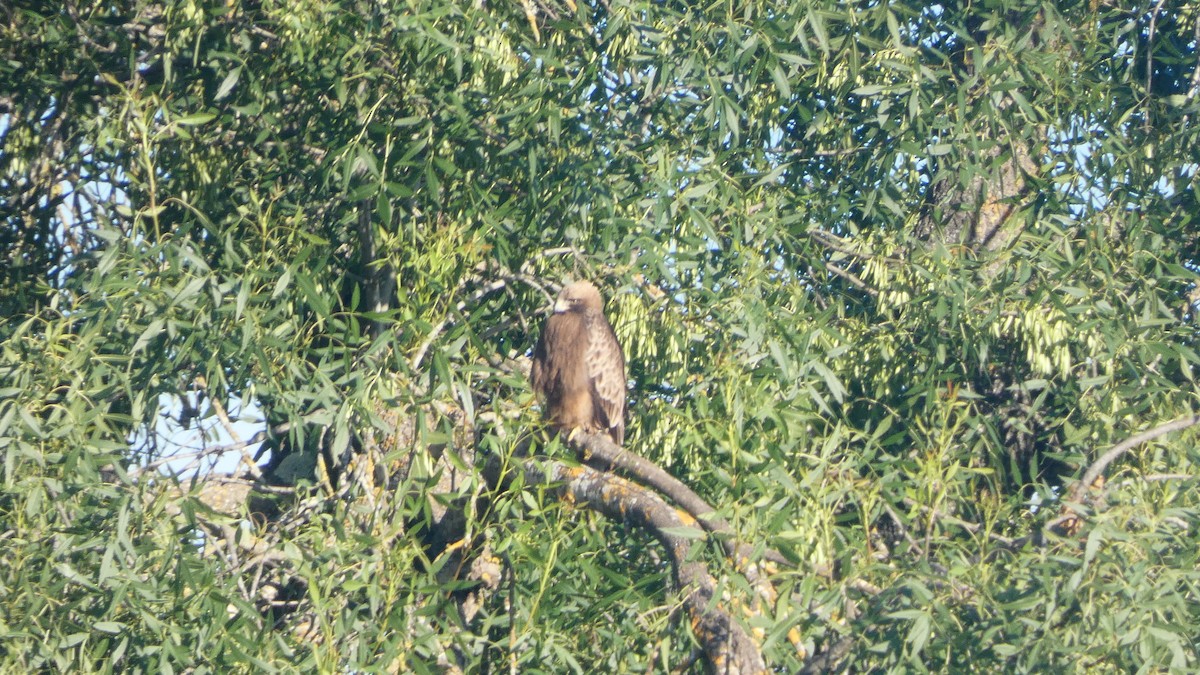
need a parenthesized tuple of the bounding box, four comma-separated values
(2, 0, 1198, 671)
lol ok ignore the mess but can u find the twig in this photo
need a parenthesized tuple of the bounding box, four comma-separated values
(824, 261, 879, 297)
(133, 431, 266, 476)
(800, 634, 855, 675)
(410, 248, 579, 371)
(1043, 511, 1079, 535)
(808, 230, 906, 265)
(847, 578, 882, 596)
(410, 278, 508, 371)
(200, 474, 296, 494)
(1141, 473, 1195, 483)
(769, 146, 867, 158)
(881, 501, 922, 555)
(1037, 415, 1200, 537)
(196, 375, 263, 480)
(1181, 13, 1200, 128)
(1146, 0, 1168, 125)
(902, 497, 1015, 547)
(250, 25, 279, 41)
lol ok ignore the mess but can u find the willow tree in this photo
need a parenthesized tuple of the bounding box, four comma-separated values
(2, 0, 1198, 671)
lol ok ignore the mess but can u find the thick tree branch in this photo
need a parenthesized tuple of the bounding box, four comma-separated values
(522, 458, 768, 674)
(569, 431, 789, 567)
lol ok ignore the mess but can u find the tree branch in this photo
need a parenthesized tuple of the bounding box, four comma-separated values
(410, 249, 576, 371)
(1069, 414, 1200, 504)
(522, 458, 768, 674)
(808, 230, 906, 265)
(195, 375, 263, 479)
(568, 431, 790, 567)
(824, 262, 878, 297)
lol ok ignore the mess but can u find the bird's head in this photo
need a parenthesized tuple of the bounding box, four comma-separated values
(553, 281, 603, 315)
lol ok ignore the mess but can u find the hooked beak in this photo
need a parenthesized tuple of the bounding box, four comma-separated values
(553, 296, 570, 313)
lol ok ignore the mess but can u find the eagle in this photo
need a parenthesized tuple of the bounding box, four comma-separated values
(530, 281, 627, 445)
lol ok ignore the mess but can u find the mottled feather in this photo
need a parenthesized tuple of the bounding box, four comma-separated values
(530, 281, 626, 444)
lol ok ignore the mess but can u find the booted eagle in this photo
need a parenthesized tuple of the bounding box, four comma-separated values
(530, 281, 626, 445)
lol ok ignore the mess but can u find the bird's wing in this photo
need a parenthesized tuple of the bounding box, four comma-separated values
(586, 318, 627, 445)
(530, 327, 548, 396)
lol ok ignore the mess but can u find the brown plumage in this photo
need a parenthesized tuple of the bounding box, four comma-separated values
(530, 281, 627, 445)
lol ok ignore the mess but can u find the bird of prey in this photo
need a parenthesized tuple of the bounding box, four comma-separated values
(530, 281, 626, 445)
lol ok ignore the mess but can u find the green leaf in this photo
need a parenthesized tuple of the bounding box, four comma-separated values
(132, 319, 165, 354)
(215, 66, 242, 101)
(175, 113, 217, 126)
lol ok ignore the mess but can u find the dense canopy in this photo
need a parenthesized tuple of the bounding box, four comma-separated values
(2, 0, 1199, 671)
